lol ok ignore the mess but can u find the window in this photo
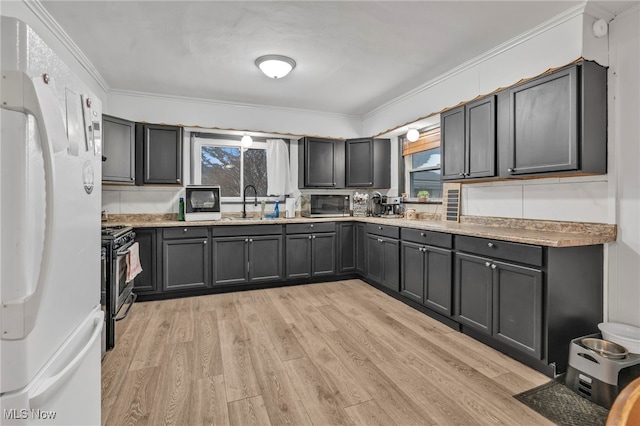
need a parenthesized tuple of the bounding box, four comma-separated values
(403, 126, 443, 200)
(192, 137, 268, 199)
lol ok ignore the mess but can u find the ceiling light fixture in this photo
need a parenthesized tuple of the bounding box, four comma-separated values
(241, 134, 253, 148)
(255, 54, 296, 79)
(406, 128, 420, 142)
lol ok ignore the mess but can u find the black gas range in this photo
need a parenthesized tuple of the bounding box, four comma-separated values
(101, 225, 137, 351)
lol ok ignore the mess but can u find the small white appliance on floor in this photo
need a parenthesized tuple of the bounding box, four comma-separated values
(565, 334, 640, 408)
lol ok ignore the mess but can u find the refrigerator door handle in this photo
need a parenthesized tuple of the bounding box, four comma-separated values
(0, 70, 67, 339)
(28, 310, 104, 408)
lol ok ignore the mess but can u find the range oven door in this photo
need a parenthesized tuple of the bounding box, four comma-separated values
(114, 241, 136, 322)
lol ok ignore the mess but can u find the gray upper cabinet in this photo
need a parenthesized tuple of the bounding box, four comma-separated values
(441, 95, 496, 181)
(298, 137, 345, 188)
(502, 61, 607, 177)
(135, 123, 183, 185)
(345, 138, 391, 188)
(102, 115, 135, 184)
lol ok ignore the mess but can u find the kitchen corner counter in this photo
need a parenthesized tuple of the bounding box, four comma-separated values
(103, 214, 617, 248)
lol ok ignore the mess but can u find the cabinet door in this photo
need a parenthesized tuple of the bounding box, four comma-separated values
(455, 253, 493, 334)
(301, 138, 345, 188)
(163, 237, 209, 291)
(493, 261, 543, 359)
(424, 246, 452, 316)
(355, 223, 367, 274)
(249, 235, 283, 283)
(466, 96, 496, 179)
(312, 233, 336, 277)
(366, 234, 383, 283)
(140, 124, 183, 184)
(102, 115, 135, 183)
(212, 237, 248, 286)
(286, 234, 312, 279)
(345, 138, 373, 187)
(400, 241, 425, 303)
(338, 223, 356, 273)
(441, 106, 466, 180)
(508, 66, 578, 175)
(133, 228, 158, 294)
(381, 238, 400, 292)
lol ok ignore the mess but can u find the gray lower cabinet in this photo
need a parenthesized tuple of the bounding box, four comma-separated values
(366, 234, 399, 292)
(162, 227, 210, 291)
(400, 241, 452, 316)
(132, 228, 159, 295)
(338, 222, 355, 273)
(286, 233, 336, 279)
(211, 234, 283, 286)
(454, 252, 494, 335)
(102, 115, 135, 184)
(355, 223, 367, 274)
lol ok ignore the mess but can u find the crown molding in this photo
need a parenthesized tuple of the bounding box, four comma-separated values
(364, 2, 588, 120)
(23, 0, 110, 92)
(108, 89, 361, 121)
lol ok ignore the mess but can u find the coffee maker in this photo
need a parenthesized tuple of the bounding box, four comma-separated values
(371, 192, 384, 217)
(382, 196, 402, 217)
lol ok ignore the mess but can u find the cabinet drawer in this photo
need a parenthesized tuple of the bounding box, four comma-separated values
(401, 228, 452, 248)
(212, 224, 282, 237)
(366, 223, 400, 239)
(163, 227, 208, 239)
(455, 235, 542, 267)
(286, 222, 335, 234)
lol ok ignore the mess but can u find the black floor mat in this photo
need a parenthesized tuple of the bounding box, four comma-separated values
(514, 379, 609, 426)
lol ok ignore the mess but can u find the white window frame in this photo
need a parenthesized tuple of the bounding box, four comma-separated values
(191, 137, 268, 202)
(404, 146, 442, 202)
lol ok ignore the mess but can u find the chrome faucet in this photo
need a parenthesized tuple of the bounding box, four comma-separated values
(243, 184, 258, 218)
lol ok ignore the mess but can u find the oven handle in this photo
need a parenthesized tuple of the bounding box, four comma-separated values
(115, 240, 135, 256)
(114, 292, 137, 322)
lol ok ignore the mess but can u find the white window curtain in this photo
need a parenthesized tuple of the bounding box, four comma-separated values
(266, 139, 293, 196)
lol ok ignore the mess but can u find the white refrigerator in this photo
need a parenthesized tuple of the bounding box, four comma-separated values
(0, 16, 103, 425)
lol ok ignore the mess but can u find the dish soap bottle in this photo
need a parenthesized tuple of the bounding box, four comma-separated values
(178, 197, 185, 221)
(274, 200, 279, 219)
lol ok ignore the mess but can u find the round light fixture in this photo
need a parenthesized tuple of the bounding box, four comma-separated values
(406, 128, 420, 142)
(241, 134, 253, 148)
(255, 55, 296, 79)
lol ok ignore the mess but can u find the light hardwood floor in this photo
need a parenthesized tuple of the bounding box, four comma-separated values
(101, 279, 553, 425)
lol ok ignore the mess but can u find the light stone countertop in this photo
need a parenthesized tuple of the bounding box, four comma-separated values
(103, 214, 617, 248)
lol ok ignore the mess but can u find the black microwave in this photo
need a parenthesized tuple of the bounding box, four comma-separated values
(185, 186, 221, 221)
(301, 194, 350, 218)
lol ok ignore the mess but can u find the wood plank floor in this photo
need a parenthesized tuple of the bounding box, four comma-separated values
(101, 279, 553, 425)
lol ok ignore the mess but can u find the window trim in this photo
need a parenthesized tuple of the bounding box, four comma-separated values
(191, 136, 268, 202)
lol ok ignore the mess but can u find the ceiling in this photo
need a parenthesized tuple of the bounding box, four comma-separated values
(41, 1, 634, 117)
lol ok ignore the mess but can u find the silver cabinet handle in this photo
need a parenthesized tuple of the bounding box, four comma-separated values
(308, 235, 312, 239)
(378, 238, 383, 243)
(245, 238, 249, 242)
(507, 168, 515, 173)
(420, 232, 425, 237)
(487, 242, 494, 248)
(378, 226, 383, 230)
(184, 228, 188, 232)
(485, 262, 491, 267)
(249, 238, 253, 242)
(459, 173, 465, 177)
(312, 235, 316, 239)
(203, 240, 207, 244)
(310, 224, 314, 228)
(491, 264, 497, 269)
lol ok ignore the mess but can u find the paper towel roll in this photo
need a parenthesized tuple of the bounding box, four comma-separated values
(285, 198, 296, 218)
